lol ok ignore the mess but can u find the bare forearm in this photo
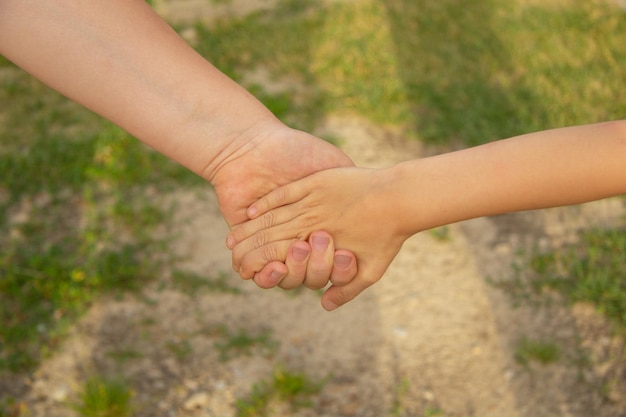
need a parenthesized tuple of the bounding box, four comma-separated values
(0, 0, 279, 177)
(393, 121, 626, 234)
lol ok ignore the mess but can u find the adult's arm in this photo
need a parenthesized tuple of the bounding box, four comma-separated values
(0, 0, 357, 286)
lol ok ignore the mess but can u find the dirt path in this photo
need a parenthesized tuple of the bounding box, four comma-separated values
(12, 113, 625, 417)
(4, 2, 626, 416)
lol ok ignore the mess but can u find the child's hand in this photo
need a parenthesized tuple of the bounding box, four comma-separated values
(227, 167, 408, 310)
(243, 232, 358, 291)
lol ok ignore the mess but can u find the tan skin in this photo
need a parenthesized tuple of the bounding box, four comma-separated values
(0, 0, 357, 291)
(228, 121, 626, 310)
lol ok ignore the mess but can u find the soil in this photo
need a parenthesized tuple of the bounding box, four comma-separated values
(2, 2, 626, 416)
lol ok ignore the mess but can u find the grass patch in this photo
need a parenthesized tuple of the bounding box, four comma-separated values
(389, 377, 410, 417)
(515, 337, 561, 366)
(170, 270, 242, 296)
(106, 349, 144, 366)
(2, 0, 625, 395)
(166, 339, 193, 361)
(424, 408, 444, 417)
(0, 398, 28, 417)
(0, 71, 201, 372)
(72, 376, 133, 417)
(508, 228, 626, 334)
(215, 327, 279, 362)
(188, 0, 626, 146)
(235, 366, 325, 417)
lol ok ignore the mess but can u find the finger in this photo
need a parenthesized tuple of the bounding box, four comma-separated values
(236, 240, 295, 280)
(246, 179, 309, 219)
(304, 231, 334, 290)
(321, 252, 397, 311)
(231, 224, 295, 272)
(227, 205, 305, 250)
(321, 273, 375, 311)
(252, 261, 288, 289)
(279, 240, 311, 290)
(330, 249, 358, 287)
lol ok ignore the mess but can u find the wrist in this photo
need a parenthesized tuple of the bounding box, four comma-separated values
(376, 162, 428, 238)
(386, 154, 474, 235)
(195, 114, 286, 183)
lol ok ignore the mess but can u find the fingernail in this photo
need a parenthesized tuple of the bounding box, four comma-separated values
(311, 235, 330, 251)
(334, 254, 352, 269)
(247, 206, 258, 219)
(322, 299, 338, 311)
(226, 235, 235, 249)
(270, 269, 284, 282)
(292, 246, 310, 262)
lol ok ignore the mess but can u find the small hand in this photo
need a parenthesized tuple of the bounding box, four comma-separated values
(247, 232, 357, 290)
(228, 167, 407, 310)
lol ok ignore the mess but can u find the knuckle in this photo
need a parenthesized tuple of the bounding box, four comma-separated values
(260, 211, 276, 229)
(274, 186, 288, 206)
(238, 257, 257, 280)
(331, 286, 356, 305)
(231, 245, 245, 266)
(238, 265, 254, 280)
(299, 213, 324, 232)
(261, 244, 280, 263)
(252, 231, 268, 249)
(360, 274, 378, 287)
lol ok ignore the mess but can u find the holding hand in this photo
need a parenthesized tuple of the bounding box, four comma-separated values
(0, 0, 359, 294)
(228, 120, 626, 310)
(243, 231, 358, 291)
(228, 167, 410, 310)
(210, 126, 360, 290)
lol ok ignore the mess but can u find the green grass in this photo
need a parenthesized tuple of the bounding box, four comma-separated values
(424, 408, 444, 417)
(511, 228, 626, 334)
(1, 0, 625, 398)
(106, 349, 144, 366)
(515, 337, 561, 366)
(170, 269, 242, 296)
(235, 366, 325, 417)
(215, 327, 279, 362)
(72, 376, 133, 417)
(0, 397, 28, 417)
(190, 0, 626, 145)
(389, 377, 410, 417)
(166, 339, 193, 361)
(0, 70, 201, 372)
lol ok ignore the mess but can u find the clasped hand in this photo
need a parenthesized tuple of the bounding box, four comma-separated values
(227, 166, 408, 311)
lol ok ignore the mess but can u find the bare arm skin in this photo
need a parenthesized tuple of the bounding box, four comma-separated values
(228, 120, 626, 310)
(0, 0, 357, 287)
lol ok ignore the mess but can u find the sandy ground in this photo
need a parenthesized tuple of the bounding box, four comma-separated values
(5, 113, 625, 417)
(2, 2, 626, 416)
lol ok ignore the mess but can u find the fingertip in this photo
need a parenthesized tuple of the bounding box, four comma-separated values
(321, 285, 346, 311)
(321, 296, 339, 311)
(330, 250, 357, 286)
(279, 241, 310, 290)
(305, 231, 334, 290)
(322, 278, 367, 311)
(247, 205, 259, 219)
(334, 250, 355, 270)
(254, 262, 288, 289)
(290, 240, 311, 263)
(309, 230, 332, 246)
